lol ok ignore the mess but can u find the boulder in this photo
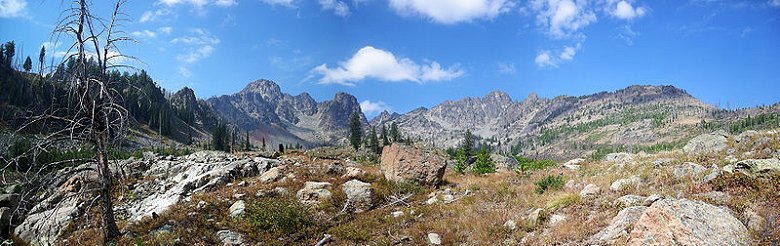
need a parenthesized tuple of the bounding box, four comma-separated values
(588, 206, 648, 245)
(579, 184, 601, 199)
(684, 131, 728, 155)
(548, 214, 567, 227)
(380, 143, 447, 186)
(701, 164, 720, 183)
(342, 167, 365, 179)
(491, 153, 519, 170)
(628, 198, 749, 245)
(700, 191, 731, 204)
(229, 200, 245, 218)
(504, 219, 517, 231)
(342, 179, 373, 212)
(735, 130, 759, 144)
(672, 162, 707, 179)
(296, 182, 332, 206)
(217, 230, 246, 246)
(733, 158, 780, 178)
(259, 166, 285, 183)
(610, 175, 642, 192)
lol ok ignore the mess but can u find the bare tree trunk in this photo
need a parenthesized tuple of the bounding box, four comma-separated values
(96, 130, 120, 241)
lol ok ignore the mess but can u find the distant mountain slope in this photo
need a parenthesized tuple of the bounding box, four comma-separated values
(206, 79, 368, 147)
(370, 85, 733, 160)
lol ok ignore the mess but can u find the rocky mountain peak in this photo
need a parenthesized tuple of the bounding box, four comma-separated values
(240, 79, 283, 101)
(171, 87, 198, 109)
(483, 90, 513, 104)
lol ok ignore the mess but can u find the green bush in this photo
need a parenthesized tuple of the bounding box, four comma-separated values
(534, 175, 565, 194)
(454, 148, 468, 174)
(246, 198, 314, 237)
(514, 156, 557, 173)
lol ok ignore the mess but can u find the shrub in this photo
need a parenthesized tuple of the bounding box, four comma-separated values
(454, 148, 468, 174)
(534, 175, 565, 194)
(246, 198, 314, 237)
(514, 156, 557, 173)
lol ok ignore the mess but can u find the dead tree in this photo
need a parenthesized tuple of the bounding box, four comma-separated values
(3, 0, 135, 243)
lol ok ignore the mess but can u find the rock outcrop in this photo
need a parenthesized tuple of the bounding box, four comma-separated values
(342, 180, 373, 212)
(296, 182, 333, 206)
(380, 143, 447, 186)
(684, 131, 728, 155)
(629, 199, 748, 245)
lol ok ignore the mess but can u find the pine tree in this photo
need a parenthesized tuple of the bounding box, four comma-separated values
(244, 130, 251, 151)
(262, 137, 266, 150)
(38, 45, 46, 73)
(349, 111, 362, 150)
(390, 122, 400, 143)
(472, 147, 496, 174)
(369, 126, 380, 154)
(3, 41, 14, 67)
(454, 148, 468, 174)
(462, 129, 474, 157)
(23, 56, 32, 72)
(381, 124, 389, 146)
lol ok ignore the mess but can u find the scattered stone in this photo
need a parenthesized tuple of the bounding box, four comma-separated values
(197, 200, 207, 209)
(736, 130, 759, 144)
(427, 232, 442, 245)
(504, 219, 517, 231)
(628, 198, 749, 245)
(604, 153, 633, 165)
(673, 162, 708, 179)
(426, 196, 438, 205)
(342, 179, 373, 212)
(684, 131, 728, 155)
(652, 158, 674, 168)
(326, 161, 344, 175)
(237, 181, 247, 187)
(259, 166, 285, 183)
(217, 230, 246, 246)
(563, 158, 585, 170)
(610, 175, 642, 192)
(565, 180, 578, 191)
(527, 208, 545, 227)
(232, 194, 245, 199)
(588, 206, 648, 245)
(744, 210, 765, 233)
(342, 167, 365, 179)
(701, 164, 720, 183)
(733, 158, 780, 178)
(392, 211, 404, 218)
(296, 182, 332, 206)
(614, 195, 646, 207)
(580, 184, 601, 199)
(548, 214, 567, 227)
(229, 200, 245, 218)
(272, 187, 289, 196)
(380, 143, 447, 186)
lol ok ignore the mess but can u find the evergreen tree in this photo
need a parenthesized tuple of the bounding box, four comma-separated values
(368, 126, 380, 154)
(390, 122, 400, 143)
(38, 45, 45, 73)
(23, 56, 32, 72)
(262, 137, 266, 150)
(211, 121, 229, 151)
(472, 147, 496, 174)
(3, 41, 14, 67)
(244, 131, 251, 151)
(454, 148, 468, 174)
(278, 143, 284, 153)
(462, 129, 474, 157)
(381, 124, 389, 146)
(349, 111, 362, 150)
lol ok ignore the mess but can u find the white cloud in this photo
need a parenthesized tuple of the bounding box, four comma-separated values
(611, 0, 645, 20)
(313, 46, 464, 86)
(260, 0, 296, 7)
(131, 30, 158, 39)
(360, 100, 392, 116)
(172, 29, 220, 77)
(319, 0, 350, 17)
(534, 51, 556, 68)
(159, 26, 173, 35)
(215, 0, 237, 7)
(559, 46, 576, 60)
(389, 0, 513, 24)
(139, 8, 172, 23)
(535, 44, 580, 68)
(497, 62, 516, 74)
(0, 0, 26, 18)
(769, 0, 780, 7)
(530, 0, 597, 38)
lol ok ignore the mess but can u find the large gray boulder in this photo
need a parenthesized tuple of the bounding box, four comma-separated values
(628, 198, 749, 245)
(380, 143, 447, 186)
(684, 131, 728, 155)
(342, 179, 373, 212)
(491, 153, 519, 170)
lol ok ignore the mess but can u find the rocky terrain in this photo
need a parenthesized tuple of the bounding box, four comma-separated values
(4, 128, 778, 245)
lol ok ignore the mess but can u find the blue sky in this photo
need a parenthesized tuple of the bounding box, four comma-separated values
(2, 0, 779, 118)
